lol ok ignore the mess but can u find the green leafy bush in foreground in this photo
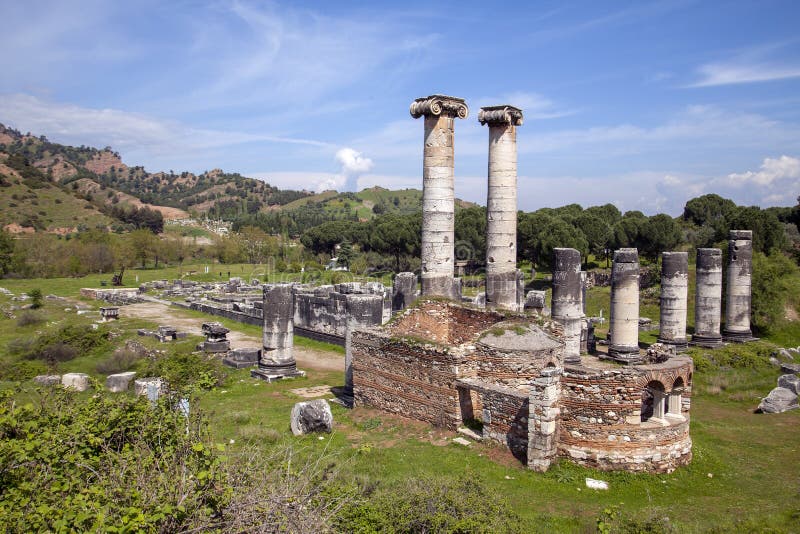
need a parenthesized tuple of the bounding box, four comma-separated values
(0, 386, 228, 532)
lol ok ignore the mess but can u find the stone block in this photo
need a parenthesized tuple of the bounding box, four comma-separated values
(62, 373, 90, 392)
(106, 371, 136, 393)
(33, 374, 61, 386)
(778, 374, 800, 395)
(757, 387, 798, 413)
(290, 399, 333, 435)
(134, 377, 165, 398)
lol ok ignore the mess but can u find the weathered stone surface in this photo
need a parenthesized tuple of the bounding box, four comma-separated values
(658, 252, 688, 352)
(411, 94, 468, 299)
(692, 248, 723, 348)
(481, 105, 522, 311)
(290, 399, 333, 435)
(757, 387, 798, 413)
(62, 373, 90, 392)
(552, 248, 583, 363)
(222, 347, 260, 369)
(609, 248, 641, 361)
(134, 377, 165, 398)
(106, 371, 136, 393)
(781, 362, 800, 374)
(723, 230, 756, 342)
(525, 290, 546, 312)
(255, 283, 298, 379)
(392, 272, 418, 311)
(33, 374, 61, 386)
(777, 374, 800, 395)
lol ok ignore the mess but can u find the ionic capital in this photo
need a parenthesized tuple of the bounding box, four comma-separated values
(410, 94, 469, 119)
(478, 105, 524, 126)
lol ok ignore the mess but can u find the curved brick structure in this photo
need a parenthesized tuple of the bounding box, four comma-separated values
(559, 357, 693, 473)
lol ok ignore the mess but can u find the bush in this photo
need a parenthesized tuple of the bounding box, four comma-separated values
(0, 360, 48, 381)
(36, 342, 77, 364)
(0, 387, 229, 531)
(140, 352, 225, 392)
(335, 475, 522, 533)
(27, 288, 43, 309)
(16, 310, 45, 327)
(95, 347, 142, 374)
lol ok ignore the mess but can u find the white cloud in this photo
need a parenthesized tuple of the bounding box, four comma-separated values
(336, 148, 373, 175)
(725, 155, 800, 186)
(689, 62, 800, 87)
(249, 171, 342, 194)
(0, 93, 332, 170)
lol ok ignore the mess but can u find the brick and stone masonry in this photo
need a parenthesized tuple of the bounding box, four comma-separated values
(528, 367, 562, 472)
(410, 95, 469, 299)
(609, 248, 641, 362)
(558, 357, 693, 473)
(691, 248, 724, 348)
(479, 105, 523, 311)
(552, 248, 584, 364)
(723, 230, 756, 342)
(252, 284, 304, 381)
(658, 252, 689, 352)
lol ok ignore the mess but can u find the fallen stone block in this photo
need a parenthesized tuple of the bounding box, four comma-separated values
(290, 399, 333, 436)
(33, 374, 61, 386)
(757, 387, 799, 414)
(106, 371, 136, 393)
(452, 437, 471, 446)
(62, 373, 90, 392)
(586, 478, 609, 490)
(780, 362, 800, 375)
(777, 374, 800, 396)
(222, 347, 260, 369)
(134, 377, 165, 400)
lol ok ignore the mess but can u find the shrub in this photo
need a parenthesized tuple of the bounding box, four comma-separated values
(27, 288, 43, 309)
(140, 351, 225, 392)
(0, 387, 229, 531)
(95, 347, 142, 374)
(0, 360, 48, 381)
(36, 342, 77, 364)
(16, 310, 45, 327)
(335, 475, 522, 533)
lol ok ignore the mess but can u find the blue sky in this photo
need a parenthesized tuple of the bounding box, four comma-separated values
(1, 0, 799, 215)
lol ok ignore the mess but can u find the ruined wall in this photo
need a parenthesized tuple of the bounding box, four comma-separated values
(467, 328, 562, 387)
(457, 379, 529, 461)
(558, 359, 693, 472)
(352, 330, 466, 429)
(293, 284, 387, 340)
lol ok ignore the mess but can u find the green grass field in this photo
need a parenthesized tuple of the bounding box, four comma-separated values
(1, 269, 799, 532)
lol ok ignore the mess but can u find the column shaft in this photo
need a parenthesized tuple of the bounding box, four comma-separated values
(551, 247, 583, 363)
(692, 248, 723, 347)
(658, 251, 688, 351)
(723, 230, 755, 341)
(609, 248, 640, 361)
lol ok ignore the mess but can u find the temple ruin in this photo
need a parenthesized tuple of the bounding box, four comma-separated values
(658, 252, 689, 352)
(691, 248, 724, 348)
(410, 94, 469, 299)
(479, 105, 523, 311)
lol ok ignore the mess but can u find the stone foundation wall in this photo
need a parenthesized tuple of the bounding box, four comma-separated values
(352, 330, 465, 429)
(468, 342, 560, 387)
(558, 360, 693, 472)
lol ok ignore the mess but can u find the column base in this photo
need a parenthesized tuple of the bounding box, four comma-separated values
(485, 271, 520, 311)
(657, 338, 688, 353)
(251, 362, 305, 382)
(421, 275, 461, 301)
(603, 346, 643, 364)
(721, 329, 758, 343)
(689, 334, 724, 349)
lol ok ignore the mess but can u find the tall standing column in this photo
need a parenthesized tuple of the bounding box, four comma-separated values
(609, 248, 640, 362)
(658, 251, 689, 352)
(252, 284, 304, 381)
(691, 248, 723, 348)
(552, 248, 583, 364)
(410, 95, 469, 299)
(723, 230, 756, 342)
(479, 105, 523, 311)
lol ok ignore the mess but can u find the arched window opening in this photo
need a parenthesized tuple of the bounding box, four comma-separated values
(667, 377, 686, 420)
(641, 380, 666, 422)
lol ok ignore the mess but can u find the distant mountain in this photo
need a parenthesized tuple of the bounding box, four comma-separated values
(0, 123, 473, 234)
